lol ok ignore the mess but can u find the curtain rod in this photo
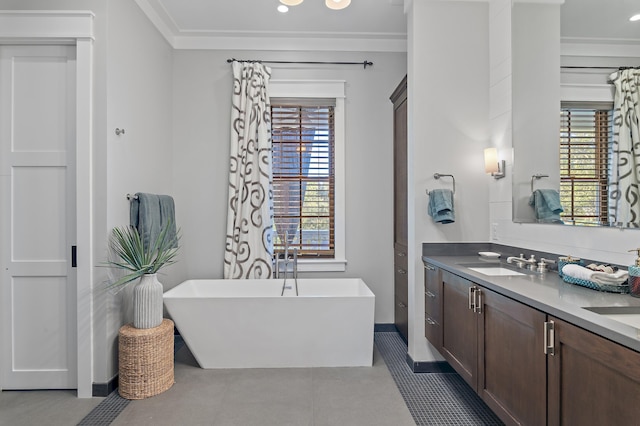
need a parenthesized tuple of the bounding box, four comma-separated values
(226, 58, 373, 69)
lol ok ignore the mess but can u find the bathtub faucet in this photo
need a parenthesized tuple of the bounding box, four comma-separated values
(277, 232, 299, 296)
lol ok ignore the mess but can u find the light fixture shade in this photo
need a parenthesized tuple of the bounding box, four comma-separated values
(484, 148, 499, 174)
(484, 147, 505, 179)
(326, 0, 351, 10)
(280, 0, 304, 5)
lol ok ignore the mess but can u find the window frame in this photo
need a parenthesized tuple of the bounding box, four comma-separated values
(269, 80, 346, 272)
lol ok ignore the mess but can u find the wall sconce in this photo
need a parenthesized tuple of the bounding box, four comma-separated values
(484, 147, 505, 179)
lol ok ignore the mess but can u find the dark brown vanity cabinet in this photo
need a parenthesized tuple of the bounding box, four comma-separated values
(548, 317, 640, 426)
(423, 262, 442, 350)
(432, 266, 640, 425)
(439, 270, 546, 426)
(391, 76, 408, 342)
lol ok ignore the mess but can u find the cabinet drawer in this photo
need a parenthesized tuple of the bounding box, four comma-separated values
(394, 245, 408, 270)
(424, 289, 440, 321)
(395, 295, 409, 342)
(394, 263, 408, 304)
(424, 315, 442, 350)
(424, 263, 440, 295)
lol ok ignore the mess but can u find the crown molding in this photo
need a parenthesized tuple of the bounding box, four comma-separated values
(562, 37, 640, 58)
(173, 31, 406, 52)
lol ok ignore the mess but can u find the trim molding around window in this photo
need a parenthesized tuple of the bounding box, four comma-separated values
(270, 80, 346, 272)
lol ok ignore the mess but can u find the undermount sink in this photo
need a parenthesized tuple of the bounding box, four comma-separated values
(466, 266, 526, 277)
(583, 306, 640, 329)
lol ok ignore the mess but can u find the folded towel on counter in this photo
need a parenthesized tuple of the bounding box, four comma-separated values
(528, 189, 564, 223)
(561, 264, 628, 285)
(428, 189, 455, 224)
(130, 192, 178, 249)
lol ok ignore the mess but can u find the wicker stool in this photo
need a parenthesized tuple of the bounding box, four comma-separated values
(118, 318, 174, 399)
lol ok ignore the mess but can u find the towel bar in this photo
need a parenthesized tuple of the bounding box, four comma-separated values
(126, 193, 139, 201)
(428, 173, 456, 194)
(531, 174, 549, 192)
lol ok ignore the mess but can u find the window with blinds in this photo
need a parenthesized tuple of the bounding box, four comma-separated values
(559, 103, 613, 226)
(271, 99, 335, 257)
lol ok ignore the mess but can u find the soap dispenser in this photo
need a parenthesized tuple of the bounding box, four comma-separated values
(628, 248, 640, 297)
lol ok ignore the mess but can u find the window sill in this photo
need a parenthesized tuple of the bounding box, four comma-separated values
(296, 258, 347, 273)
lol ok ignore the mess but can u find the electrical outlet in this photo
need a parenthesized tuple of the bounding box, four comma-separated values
(491, 223, 499, 240)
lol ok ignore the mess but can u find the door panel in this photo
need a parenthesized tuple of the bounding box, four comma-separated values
(0, 45, 76, 390)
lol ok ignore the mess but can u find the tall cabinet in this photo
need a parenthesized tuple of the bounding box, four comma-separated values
(390, 76, 408, 341)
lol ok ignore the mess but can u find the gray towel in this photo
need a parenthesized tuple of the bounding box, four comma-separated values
(428, 189, 455, 224)
(130, 193, 177, 249)
(528, 189, 563, 223)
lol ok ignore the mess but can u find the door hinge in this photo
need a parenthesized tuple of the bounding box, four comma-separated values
(544, 320, 555, 355)
(71, 245, 77, 268)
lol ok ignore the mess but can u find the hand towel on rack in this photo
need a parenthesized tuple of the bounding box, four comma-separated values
(428, 189, 455, 224)
(130, 192, 177, 249)
(528, 189, 563, 223)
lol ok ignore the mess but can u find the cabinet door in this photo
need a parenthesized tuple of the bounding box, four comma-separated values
(441, 271, 478, 390)
(548, 317, 640, 426)
(391, 79, 407, 248)
(424, 263, 442, 350)
(478, 288, 546, 426)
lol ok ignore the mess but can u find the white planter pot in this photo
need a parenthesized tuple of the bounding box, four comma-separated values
(133, 274, 163, 329)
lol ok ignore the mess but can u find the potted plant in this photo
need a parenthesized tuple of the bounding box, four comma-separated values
(106, 221, 179, 329)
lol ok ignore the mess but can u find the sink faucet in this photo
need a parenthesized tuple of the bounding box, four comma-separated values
(507, 253, 537, 270)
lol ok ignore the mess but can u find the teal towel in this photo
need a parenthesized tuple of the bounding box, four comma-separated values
(428, 189, 455, 224)
(130, 193, 177, 249)
(528, 189, 563, 223)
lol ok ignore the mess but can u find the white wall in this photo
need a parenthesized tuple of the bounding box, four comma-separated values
(171, 50, 407, 324)
(95, 0, 175, 383)
(408, 0, 490, 362)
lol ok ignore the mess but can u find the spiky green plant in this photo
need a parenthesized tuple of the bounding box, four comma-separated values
(106, 220, 180, 288)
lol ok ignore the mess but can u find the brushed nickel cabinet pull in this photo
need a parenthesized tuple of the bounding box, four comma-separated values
(398, 301, 407, 308)
(424, 264, 435, 271)
(426, 317, 436, 325)
(544, 320, 555, 355)
(397, 252, 406, 257)
(397, 269, 407, 275)
(474, 288, 482, 314)
(468, 286, 476, 311)
(425, 290, 436, 298)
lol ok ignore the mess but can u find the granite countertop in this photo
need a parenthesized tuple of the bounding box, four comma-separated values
(423, 254, 640, 352)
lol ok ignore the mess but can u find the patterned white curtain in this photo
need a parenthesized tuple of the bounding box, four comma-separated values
(224, 61, 274, 278)
(609, 69, 640, 226)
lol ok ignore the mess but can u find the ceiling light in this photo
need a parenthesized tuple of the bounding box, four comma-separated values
(631, 14, 640, 22)
(325, 0, 351, 10)
(280, 0, 304, 5)
(277, 4, 289, 12)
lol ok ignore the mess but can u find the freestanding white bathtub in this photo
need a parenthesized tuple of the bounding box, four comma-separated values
(163, 278, 375, 369)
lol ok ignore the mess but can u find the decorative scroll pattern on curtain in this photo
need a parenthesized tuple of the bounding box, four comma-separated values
(224, 61, 274, 278)
(609, 69, 640, 227)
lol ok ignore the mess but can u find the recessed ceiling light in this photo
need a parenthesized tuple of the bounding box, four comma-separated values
(280, 0, 304, 5)
(277, 4, 289, 13)
(326, 0, 351, 10)
(630, 14, 640, 22)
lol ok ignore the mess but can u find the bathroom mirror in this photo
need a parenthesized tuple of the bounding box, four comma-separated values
(511, 0, 640, 228)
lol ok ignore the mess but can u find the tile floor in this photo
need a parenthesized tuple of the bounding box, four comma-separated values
(0, 332, 503, 426)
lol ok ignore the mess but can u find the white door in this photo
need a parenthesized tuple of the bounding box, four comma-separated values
(0, 45, 77, 389)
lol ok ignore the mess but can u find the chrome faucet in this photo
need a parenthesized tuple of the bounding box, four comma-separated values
(276, 231, 299, 296)
(507, 253, 538, 270)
